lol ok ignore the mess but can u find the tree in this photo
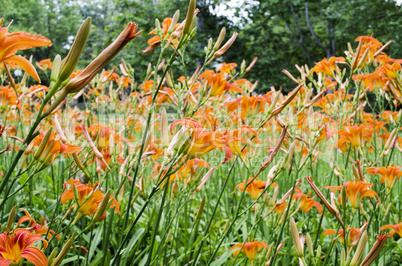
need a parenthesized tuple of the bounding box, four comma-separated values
(226, 0, 402, 92)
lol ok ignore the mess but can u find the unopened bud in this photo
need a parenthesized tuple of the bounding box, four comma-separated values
(168, 11, 180, 34)
(33, 127, 53, 160)
(341, 248, 346, 266)
(341, 186, 347, 211)
(51, 231, 76, 266)
(183, 0, 196, 36)
(161, 109, 169, 148)
(306, 233, 314, 257)
(155, 19, 161, 34)
(213, 32, 237, 58)
(59, 18, 91, 82)
(213, 27, 226, 52)
(196, 196, 206, 219)
(73, 184, 80, 205)
(48, 248, 58, 265)
(63, 21, 141, 94)
(6, 206, 17, 232)
(290, 218, 304, 257)
(357, 47, 370, 68)
(385, 203, 392, 217)
(240, 60, 246, 73)
(350, 231, 368, 266)
(245, 57, 258, 73)
(92, 190, 112, 223)
(50, 55, 61, 83)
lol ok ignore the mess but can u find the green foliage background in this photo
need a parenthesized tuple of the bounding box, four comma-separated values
(3, 0, 402, 92)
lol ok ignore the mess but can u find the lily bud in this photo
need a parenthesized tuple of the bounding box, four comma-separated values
(191, 167, 216, 198)
(350, 231, 368, 266)
(51, 231, 76, 266)
(59, 18, 92, 82)
(290, 218, 304, 257)
(161, 109, 169, 148)
(306, 233, 314, 257)
(63, 21, 141, 94)
(183, 0, 196, 36)
(6, 206, 17, 232)
(50, 55, 61, 84)
(196, 196, 206, 219)
(155, 19, 161, 35)
(91, 190, 112, 223)
(306, 176, 344, 227)
(356, 47, 370, 68)
(213, 32, 237, 58)
(341, 186, 347, 211)
(33, 127, 53, 160)
(360, 233, 388, 266)
(73, 184, 80, 205)
(341, 248, 346, 266)
(213, 27, 226, 52)
(245, 57, 258, 73)
(168, 11, 180, 34)
(48, 248, 58, 265)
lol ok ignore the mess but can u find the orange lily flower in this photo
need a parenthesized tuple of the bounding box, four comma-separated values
(323, 222, 368, 247)
(293, 189, 323, 214)
(143, 17, 180, 55)
(117, 76, 132, 88)
(32, 132, 81, 163)
(0, 228, 48, 266)
(365, 166, 402, 189)
(0, 86, 18, 109)
(199, 70, 243, 97)
(336, 125, 372, 151)
(61, 179, 121, 217)
(17, 209, 59, 240)
(380, 223, 402, 237)
(235, 178, 268, 200)
(170, 118, 231, 161)
(36, 59, 52, 71)
(230, 241, 268, 261)
(325, 181, 378, 208)
(352, 72, 388, 92)
(177, 158, 210, 183)
(0, 20, 52, 83)
(87, 124, 131, 150)
(275, 202, 288, 215)
(377, 62, 401, 81)
(310, 57, 346, 77)
(218, 62, 237, 74)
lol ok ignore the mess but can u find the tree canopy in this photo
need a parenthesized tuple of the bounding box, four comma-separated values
(3, 0, 402, 92)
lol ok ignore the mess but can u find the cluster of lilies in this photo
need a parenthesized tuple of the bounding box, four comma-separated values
(1, 0, 402, 264)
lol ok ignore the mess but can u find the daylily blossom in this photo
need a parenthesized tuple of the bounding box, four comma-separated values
(323, 222, 368, 247)
(365, 166, 402, 189)
(143, 17, 180, 55)
(0, 19, 52, 82)
(325, 181, 378, 209)
(199, 70, 243, 97)
(230, 241, 268, 261)
(310, 57, 346, 77)
(32, 132, 81, 164)
(293, 189, 323, 214)
(17, 209, 59, 240)
(170, 118, 231, 161)
(235, 178, 267, 200)
(380, 223, 402, 238)
(0, 228, 48, 266)
(61, 179, 120, 217)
